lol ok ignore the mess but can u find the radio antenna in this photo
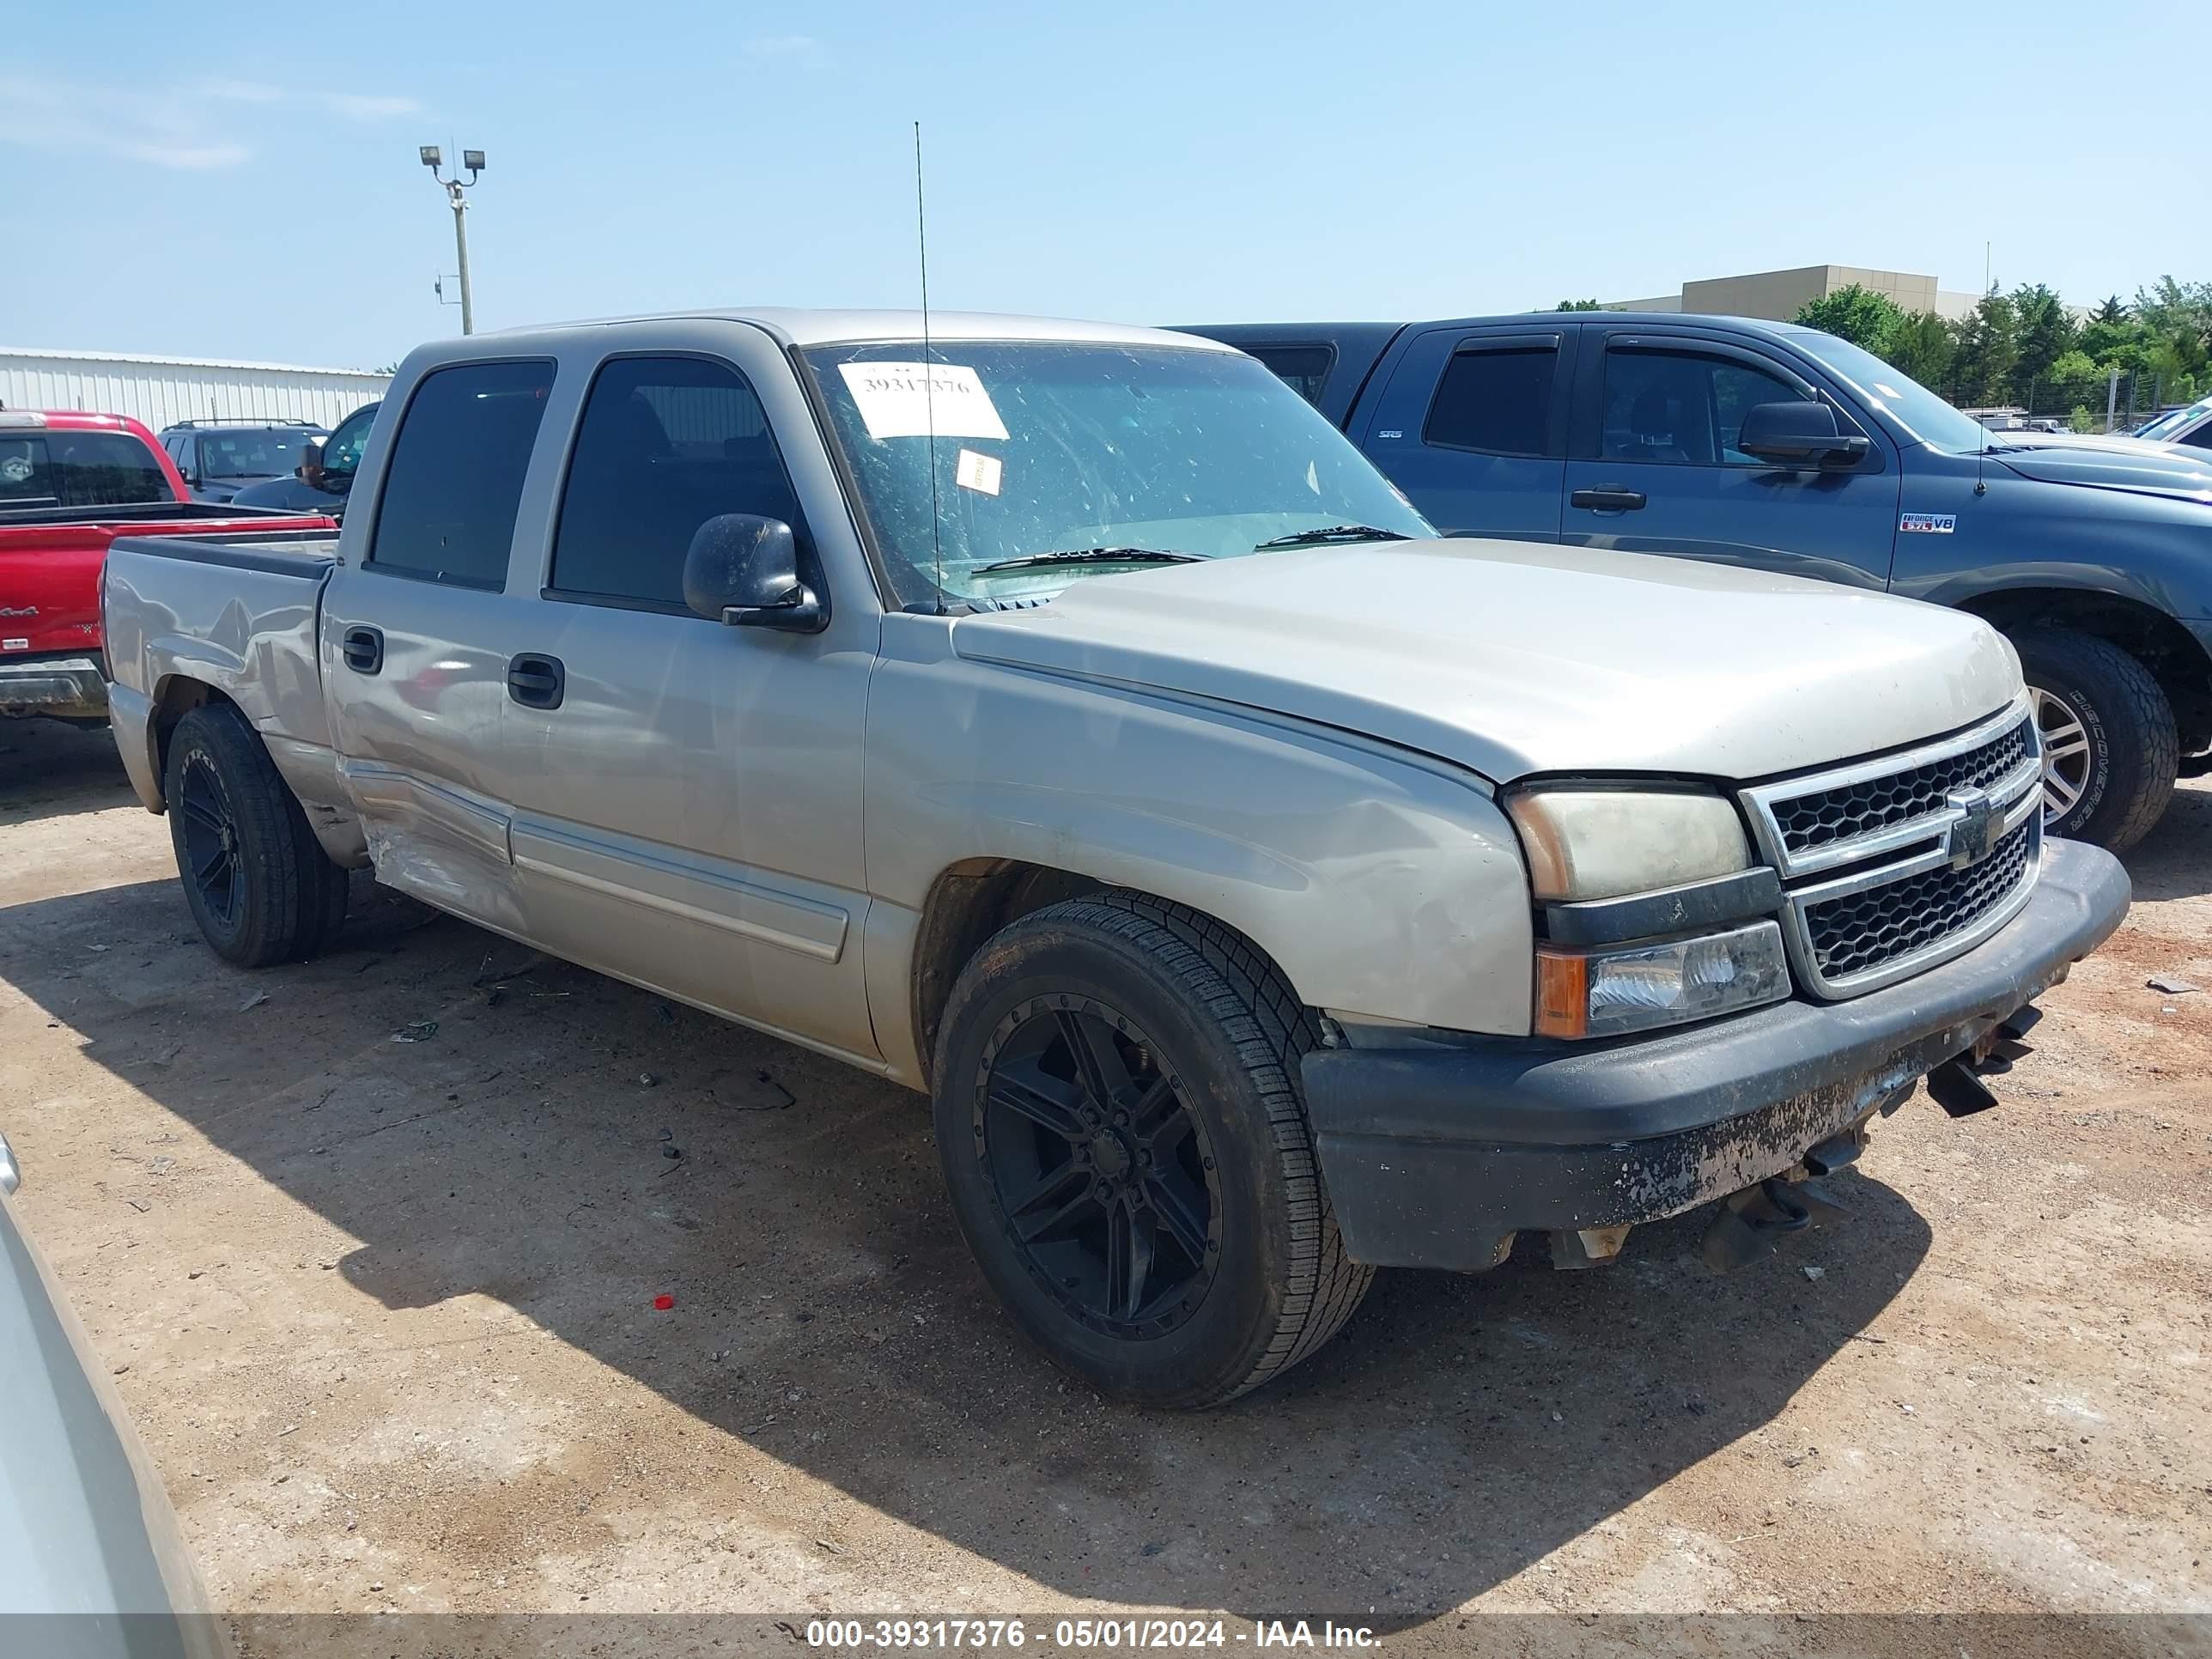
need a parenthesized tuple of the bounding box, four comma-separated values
(915, 120, 945, 613)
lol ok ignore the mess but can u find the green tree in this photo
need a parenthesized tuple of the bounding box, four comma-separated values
(2092, 295, 2129, 326)
(2008, 283, 2077, 405)
(2134, 276, 2212, 378)
(1884, 310, 1955, 389)
(1554, 299, 1604, 311)
(1791, 283, 1905, 352)
(1948, 290, 2021, 405)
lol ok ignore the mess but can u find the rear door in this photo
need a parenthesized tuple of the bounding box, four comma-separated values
(1347, 325, 1573, 540)
(495, 327, 881, 1063)
(320, 357, 558, 932)
(1560, 328, 1902, 588)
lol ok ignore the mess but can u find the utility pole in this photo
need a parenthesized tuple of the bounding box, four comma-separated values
(2106, 367, 2120, 434)
(418, 146, 486, 333)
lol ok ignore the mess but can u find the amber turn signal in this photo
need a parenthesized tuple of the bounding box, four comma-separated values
(1534, 948, 1590, 1039)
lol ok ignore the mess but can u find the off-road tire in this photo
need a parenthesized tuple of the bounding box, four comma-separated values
(2010, 627, 2178, 852)
(164, 702, 349, 967)
(931, 890, 1372, 1408)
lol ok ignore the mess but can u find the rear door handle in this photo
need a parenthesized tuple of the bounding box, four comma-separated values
(1570, 487, 1648, 513)
(507, 653, 565, 710)
(340, 625, 383, 675)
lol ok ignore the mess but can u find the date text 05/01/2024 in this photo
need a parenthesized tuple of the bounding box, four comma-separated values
(802, 1617, 1381, 1650)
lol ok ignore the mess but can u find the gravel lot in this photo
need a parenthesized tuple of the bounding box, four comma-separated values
(3, 717, 2208, 1654)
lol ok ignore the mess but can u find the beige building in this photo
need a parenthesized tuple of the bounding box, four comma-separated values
(1603, 264, 1980, 323)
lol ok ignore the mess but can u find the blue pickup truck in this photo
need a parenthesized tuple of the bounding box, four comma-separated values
(1185, 314, 2212, 852)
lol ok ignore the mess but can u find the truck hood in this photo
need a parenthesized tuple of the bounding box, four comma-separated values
(948, 538, 2021, 784)
(1990, 434, 2212, 505)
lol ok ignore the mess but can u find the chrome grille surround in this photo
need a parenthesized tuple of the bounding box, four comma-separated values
(1740, 696, 2043, 999)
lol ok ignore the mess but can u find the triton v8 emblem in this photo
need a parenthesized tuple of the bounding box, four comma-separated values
(1944, 787, 2002, 870)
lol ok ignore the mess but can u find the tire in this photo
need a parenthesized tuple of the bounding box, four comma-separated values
(2009, 627, 2179, 853)
(931, 890, 1373, 1408)
(163, 702, 348, 967)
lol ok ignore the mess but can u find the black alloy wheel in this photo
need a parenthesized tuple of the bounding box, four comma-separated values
(176, 750, 245, 929)
(976, 996, 1221, 1336)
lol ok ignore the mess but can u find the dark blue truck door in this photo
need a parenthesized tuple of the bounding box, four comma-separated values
(1560, 327, 1903, 589)
(1348, 325, 1575, 541)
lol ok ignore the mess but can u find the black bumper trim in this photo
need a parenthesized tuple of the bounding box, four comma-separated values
(1302, 838, 2130, 1270)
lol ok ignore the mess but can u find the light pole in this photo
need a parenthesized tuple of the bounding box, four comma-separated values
(419, 145, 485, 333)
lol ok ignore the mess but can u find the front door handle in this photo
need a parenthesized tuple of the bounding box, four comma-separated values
(340, 625, 383, 675)
(506, 653, 565, 710)
(1570, 487, 1648, 513)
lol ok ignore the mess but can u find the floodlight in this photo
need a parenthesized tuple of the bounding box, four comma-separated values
(419, 145, 441, 168)
(463, 149, 485, 172)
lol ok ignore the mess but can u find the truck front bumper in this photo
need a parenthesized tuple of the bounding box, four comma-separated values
(0, 654, 106, 722)
(1301, 838, 2131, 1271)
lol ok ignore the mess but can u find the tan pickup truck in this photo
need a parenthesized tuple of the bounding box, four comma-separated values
(99, 309, 2129, 1407)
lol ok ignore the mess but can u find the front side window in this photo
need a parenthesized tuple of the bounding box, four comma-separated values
(1599, 349, 1799, 465)
(1425, 346, 1556, 456)
(803, 342, 1431, 610)
(368, 361, 554, 588)
(0, 430, 172, 507)
(550, 356, 799, 607)
(322, 404, 378, 476)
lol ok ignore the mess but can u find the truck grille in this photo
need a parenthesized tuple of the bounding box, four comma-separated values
(1741, 698, 2043, 999)
(1802, 819, 2035, 981)
(1771, 717, 2033, 857)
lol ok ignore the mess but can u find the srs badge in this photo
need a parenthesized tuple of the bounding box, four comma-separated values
(1900, 513, 1957, 534)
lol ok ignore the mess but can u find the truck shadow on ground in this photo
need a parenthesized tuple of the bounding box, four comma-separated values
(4, 865, 1947, 1623)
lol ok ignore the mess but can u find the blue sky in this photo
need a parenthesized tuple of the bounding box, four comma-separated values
(8, 0, 2208, 370)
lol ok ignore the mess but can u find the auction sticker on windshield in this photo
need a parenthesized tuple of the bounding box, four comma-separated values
(837, 362, 1009, 441)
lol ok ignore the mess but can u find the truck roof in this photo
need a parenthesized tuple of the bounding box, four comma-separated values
(0, 408, 166, 440)
(476, 308, 1237, 353)
(1192, 311, 1806, 340)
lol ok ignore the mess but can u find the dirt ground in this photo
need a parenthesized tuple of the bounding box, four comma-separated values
(2, 717, 2208, 1653)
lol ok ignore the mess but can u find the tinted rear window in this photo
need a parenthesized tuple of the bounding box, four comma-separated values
(1244, 344, 1335, 407)
(368, 362, 554, 587)
(0, 429, 172, 507)
(1425, 347, 1555, 457)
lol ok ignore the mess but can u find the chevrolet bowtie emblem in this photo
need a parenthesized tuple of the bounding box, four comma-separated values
(1944, 787, 2002, 870)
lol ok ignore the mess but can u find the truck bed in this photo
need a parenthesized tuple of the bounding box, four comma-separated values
(102, 528, 346, 773)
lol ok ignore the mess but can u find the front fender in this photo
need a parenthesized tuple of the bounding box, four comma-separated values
(865, 631, 1536, 1079)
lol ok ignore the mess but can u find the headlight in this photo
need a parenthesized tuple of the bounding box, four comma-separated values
(1535, 921, 1790, 1039)
(1506, 787, 1751, 902)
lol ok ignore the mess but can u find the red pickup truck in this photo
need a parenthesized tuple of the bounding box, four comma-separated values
(0, 408, 336, 724)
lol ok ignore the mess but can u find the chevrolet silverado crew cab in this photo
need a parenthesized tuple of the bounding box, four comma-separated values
(100, 310, 2129, 1407)
(1187, 314, 2212, 853)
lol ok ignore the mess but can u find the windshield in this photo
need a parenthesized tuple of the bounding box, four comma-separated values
(2136, 396, 2212, 442)
(1783, 330, 2001, 457)
(198, 428, 326, 477)
(803, 341, 1432, 609)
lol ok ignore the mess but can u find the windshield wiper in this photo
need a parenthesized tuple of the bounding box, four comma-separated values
(1250, 524, 1414, 550)
(976, 546, 1201, 574)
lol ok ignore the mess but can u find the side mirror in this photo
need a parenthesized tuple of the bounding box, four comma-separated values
(1738, 400, 1870, 467)
(682, 514, 826, 633)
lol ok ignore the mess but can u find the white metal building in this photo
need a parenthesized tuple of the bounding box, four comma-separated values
(0, 347, 390, 434)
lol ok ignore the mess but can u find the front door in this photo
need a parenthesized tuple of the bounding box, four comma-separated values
(1560, 331, 1903, 589)
(497, 338, 880, 1065)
